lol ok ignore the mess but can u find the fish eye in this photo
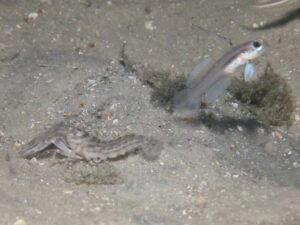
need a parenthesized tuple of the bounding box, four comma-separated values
(253, 40, 262, 49)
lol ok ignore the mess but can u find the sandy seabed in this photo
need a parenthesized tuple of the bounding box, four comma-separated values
(0, 1, 300, 224)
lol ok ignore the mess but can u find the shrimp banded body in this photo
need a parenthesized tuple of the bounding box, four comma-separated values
(67, 130, 160, 160)
(20, 123, 162, 161)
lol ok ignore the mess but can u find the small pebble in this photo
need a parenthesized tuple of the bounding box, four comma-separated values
(145, 21, 156, 31)
(252, 23, 259, 28)
(14, 142, 21, 147)
(237, 125, 243, 132)
(13, 219, 27, 225)
(107, 112, 112, 120)
(258, 128, 265, 135)
(112, 119, 119, 125)
(232, 102, 238, 108)
(295, 114, 300, 122)
(27, 12, 39, 20)
(29, 157, 38, 164)
(275, 131, 283, 140)
(64, 112, 72, 117)
(0, 43, 7, 50)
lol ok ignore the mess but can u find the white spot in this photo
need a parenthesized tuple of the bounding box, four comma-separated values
(252, 23, 259, 28)
(145, 21, 156, 31)
(13, 219, 27, 225)
(237, 125, 243, 132)
(295, 114, 300, 122)
(28, 12, 39, 20)
(232, 102, 239, 108)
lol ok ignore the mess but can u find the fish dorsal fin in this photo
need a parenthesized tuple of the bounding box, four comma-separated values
(203, 75, 232, 104)
(186, 57, 213, 88)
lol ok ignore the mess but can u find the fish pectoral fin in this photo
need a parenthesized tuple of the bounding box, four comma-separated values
(244, 63, 255, 82)
(203, 75, 232, 104)
(186, 58, 213, 88)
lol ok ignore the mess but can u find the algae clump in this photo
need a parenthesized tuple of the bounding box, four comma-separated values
(230, 64, 295, 126)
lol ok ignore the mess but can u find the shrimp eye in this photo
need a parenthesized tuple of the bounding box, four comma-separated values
(253, 40, 262, 48)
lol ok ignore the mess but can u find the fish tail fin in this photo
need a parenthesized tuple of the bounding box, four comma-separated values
(173, 88, 202, 117)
